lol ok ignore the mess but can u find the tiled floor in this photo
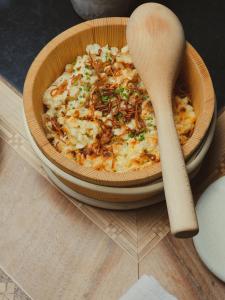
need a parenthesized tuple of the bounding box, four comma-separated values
(0, 269, 30, 300)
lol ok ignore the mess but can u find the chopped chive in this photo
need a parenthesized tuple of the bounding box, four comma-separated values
(84, 85, 90, 92)
(115, 112, 123, 120)
(123, 92, 129, 100)
(128, 132, 135, 138)
(115, 87, 130, 100)
(137, 133, 145, 141)
(102, 95, 109, 103)
(115, 87, 124, 95)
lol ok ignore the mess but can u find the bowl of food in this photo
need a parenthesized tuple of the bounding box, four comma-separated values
(24, 106, 216, 206)
(23, 17, 215, 188)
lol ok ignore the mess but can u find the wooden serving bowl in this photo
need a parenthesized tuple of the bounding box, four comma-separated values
(23, 18, 215, 187)
(23, 107, 216, 205)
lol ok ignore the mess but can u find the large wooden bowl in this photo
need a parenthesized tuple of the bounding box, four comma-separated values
(23, 107, 216, 205)
(23, 18, 215, 187)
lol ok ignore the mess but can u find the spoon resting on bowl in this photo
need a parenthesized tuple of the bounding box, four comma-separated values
(127, 3, 198, 238)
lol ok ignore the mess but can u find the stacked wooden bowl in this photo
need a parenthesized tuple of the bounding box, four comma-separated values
(23, 18, 215, 209)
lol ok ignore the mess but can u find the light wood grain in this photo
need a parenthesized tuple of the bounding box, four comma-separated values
(137, 203, 169, 260)
(23, 17, 215, 187)
(139, 235, 225, 300)
(0, 139, 137, 300)
(127, 3, 198, 238)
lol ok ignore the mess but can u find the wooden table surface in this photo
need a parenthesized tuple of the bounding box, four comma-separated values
(0, 77, 225, 300)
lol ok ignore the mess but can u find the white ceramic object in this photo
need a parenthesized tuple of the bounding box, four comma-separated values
(70, 0, 133, 20)
(193, 176, 225, 282)
(23, 108, 216, 205)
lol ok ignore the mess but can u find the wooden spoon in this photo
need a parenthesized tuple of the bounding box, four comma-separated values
(127, 3, 198, 238)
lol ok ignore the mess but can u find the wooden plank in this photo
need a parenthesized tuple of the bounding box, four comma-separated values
(0, 139, 137, 300)
(139, 235, 225, 300)
(137, 202, 169, 260)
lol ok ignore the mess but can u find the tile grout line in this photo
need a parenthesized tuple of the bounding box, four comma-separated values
(0, 263, 33, 300)
(136, 210, 140, 277)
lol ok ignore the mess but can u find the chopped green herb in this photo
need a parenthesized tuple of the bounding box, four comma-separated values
(128, 132, 135, 138)
(102, 95, 109, 102)
(122, 91, 129, 100)
(102, 95, 109, 103)
(146, 116, 155, 127)
(115, 86, 130, 99)
(72, 80, 78, 86)
(115, 87, 124, 95)
(68, 101, 75, 109)
(143, 95, 149, 100)
(83, 85, 90, 92)
(84, 68, 92, 76)
(115, 112, 123, 121)
(132, 91, 140, 98)
(137, 133, 145, 141)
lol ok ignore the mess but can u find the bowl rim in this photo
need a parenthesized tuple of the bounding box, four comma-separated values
(23, 17, 215, 187)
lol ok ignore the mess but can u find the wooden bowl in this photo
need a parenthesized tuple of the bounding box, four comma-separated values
(23, 17, 215, 187)
(23, 107, 216, 204)
(44, 165, 203, 209)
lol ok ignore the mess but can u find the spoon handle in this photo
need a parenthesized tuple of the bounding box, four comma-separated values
(154, 100, 199, 238)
